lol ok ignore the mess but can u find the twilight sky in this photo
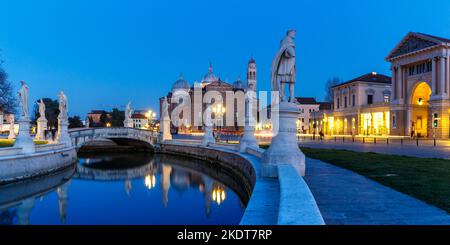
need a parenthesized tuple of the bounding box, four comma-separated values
(1, 0, 449, 117)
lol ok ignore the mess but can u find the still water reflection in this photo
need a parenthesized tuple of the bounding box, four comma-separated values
(0, 153, 248, 225)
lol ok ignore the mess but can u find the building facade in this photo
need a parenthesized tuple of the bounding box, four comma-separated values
(295, 97, 332, 134)
(161, 59, 257, 134)
(386, 32, 450, 139)
(313, 32, 450, 139)
(313, 72, 392, 136)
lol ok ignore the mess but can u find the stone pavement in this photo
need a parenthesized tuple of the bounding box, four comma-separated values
(299, 141, 450, 159)
(304, 158, 450, 225)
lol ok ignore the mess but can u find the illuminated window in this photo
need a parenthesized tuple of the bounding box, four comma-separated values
(384, 95, 390, 103)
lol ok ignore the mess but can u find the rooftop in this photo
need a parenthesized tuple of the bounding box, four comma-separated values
(333, 72, 391, 88)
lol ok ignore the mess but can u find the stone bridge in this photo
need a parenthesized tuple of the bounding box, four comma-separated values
(68, 127, 158, 150)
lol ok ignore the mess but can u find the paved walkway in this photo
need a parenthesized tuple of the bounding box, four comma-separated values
(299, 141, 450, 159)
(304, 158, 450, 224)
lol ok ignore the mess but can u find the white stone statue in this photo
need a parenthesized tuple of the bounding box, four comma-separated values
(162, 96, 169, 118)
(18, 81, 29, 118)
(125, 101, 132, 120)
(8, 114, 15, 139)
(59, 91, 68, 118)
(271, 29, 296, 102)
(38, 99, 46, 119)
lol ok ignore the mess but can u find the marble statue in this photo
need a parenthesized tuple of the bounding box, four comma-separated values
(18, 81, 29, 118)
(59, 91, 68, 118)
(125, 101, 132, 120)
(261, 29, 305, 177)
(8, 114, 15, 139)
(162, 96, 169, 118)
(271, 29, 296, 102)
(38, 99, 46, 119)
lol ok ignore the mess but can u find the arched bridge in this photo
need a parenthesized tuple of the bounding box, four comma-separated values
(68, 127, 158, 150)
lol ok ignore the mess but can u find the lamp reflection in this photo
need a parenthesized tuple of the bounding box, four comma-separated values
(211, 183, 226, 206)
(144, 174, 156, 189)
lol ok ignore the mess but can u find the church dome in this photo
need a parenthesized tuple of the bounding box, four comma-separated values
(232, 77, 245, 91)
(201, 63, 219, 84)
(171, 75, 190, 93)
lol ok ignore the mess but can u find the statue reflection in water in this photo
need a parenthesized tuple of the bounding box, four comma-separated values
(57, 180, 71, 224)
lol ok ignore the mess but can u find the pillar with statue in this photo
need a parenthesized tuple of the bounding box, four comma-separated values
(261, 29, 306, 177)
(13, 81, 35, 154)
(56, 91, 72, 146)
(160, 96, 172, 142)
(35, 99, 47, 141)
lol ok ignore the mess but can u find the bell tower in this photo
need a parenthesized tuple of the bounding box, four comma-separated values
(247, 57, 257, 91)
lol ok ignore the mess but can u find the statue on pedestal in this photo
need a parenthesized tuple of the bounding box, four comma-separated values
(36, 99, 48, 140)
(160, 97, 172, 141)
(59, 91, 68, 119)
(18, 81, 29, 119)
(14, 81, 35, 153)
(124, 101, 134, 128)
(56, 91, 71, 146)
(271, 29, 296, 102)
(261, 29, 305, 177)
(8, 114, 15, 139)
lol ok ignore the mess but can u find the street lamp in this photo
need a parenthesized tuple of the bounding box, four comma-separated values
(212, 104, 226, 141)
(145, 109, 156, 130)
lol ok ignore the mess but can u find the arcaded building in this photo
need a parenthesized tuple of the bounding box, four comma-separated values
(313, 32, 450, 139)
(386, 32, 450, 139)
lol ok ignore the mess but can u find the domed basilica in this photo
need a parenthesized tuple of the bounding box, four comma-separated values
(160, 58, 258, 134)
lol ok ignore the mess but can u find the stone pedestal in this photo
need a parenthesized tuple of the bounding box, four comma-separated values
(160, 116, 172, 142)
(8, 124, 16, 139)
(124, 119, 134, 128)
(13, 117, 35, 154)
(36, 117, 48, 141)
(57, 116, 72, 146)
(202, 125, 215, 146)
(261, 102, 305, 177)
(239, 125, 258, 152)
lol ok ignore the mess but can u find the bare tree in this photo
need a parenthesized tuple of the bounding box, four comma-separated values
(324, 76, 343, 102)
(0, 57, 17, 114)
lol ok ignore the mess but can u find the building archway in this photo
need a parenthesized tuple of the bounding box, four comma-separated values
(410, 82, 432, 137)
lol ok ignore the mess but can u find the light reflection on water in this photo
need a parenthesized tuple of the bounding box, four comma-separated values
(0, 153, 247, 225)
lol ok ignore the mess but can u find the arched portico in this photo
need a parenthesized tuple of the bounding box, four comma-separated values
(408, 82, 432, 137)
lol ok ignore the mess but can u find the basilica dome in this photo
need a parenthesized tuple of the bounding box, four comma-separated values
(171, 75, 190, 93)
(232, 77, 245, 91)
(201, 63, 219, 85)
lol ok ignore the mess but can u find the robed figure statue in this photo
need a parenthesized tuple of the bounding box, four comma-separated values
(18, 81, 29, 118)
(271, 29, 297, 102)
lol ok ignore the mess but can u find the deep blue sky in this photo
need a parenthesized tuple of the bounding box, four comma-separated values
(1, 0, 449, 117)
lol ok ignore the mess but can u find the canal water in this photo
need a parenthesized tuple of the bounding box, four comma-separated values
(0, 153, 248, 225)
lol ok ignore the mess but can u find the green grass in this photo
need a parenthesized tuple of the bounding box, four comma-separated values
(298, 147, 450, 213)
(0, 139, 48, 148)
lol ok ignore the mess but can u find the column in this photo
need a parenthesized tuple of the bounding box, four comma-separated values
(439, 56, 447, 97)
(392, 67, 397, 100)
(396, 66, 402, 102)
(405, 107, 411, 137)
(432, 57, 437, 95)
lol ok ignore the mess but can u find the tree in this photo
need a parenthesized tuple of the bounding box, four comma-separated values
(0, 58, 17, 114)
(33, 98, 60, 129)
(110, 108, 124, 127)
(68, 116, 83, 128)
(99, 111, 110, 127)
(325, 77, 343, 102)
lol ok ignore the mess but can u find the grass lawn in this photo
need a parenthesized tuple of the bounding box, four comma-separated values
(299, 147, 450, 213)
(0, 139, 48, 147)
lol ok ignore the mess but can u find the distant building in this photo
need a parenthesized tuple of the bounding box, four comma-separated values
(87, 110, 109, 126)
(295, 97, 332, 134)
(161, 59, 257, 134)
(312, 32, 450, 139)
(313, 72, 392, 136)
(131, 113, 149, 129)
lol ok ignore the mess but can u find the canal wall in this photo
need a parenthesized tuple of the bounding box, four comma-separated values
(158, 141, 325, 225)
(0, 145, 77, 184)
